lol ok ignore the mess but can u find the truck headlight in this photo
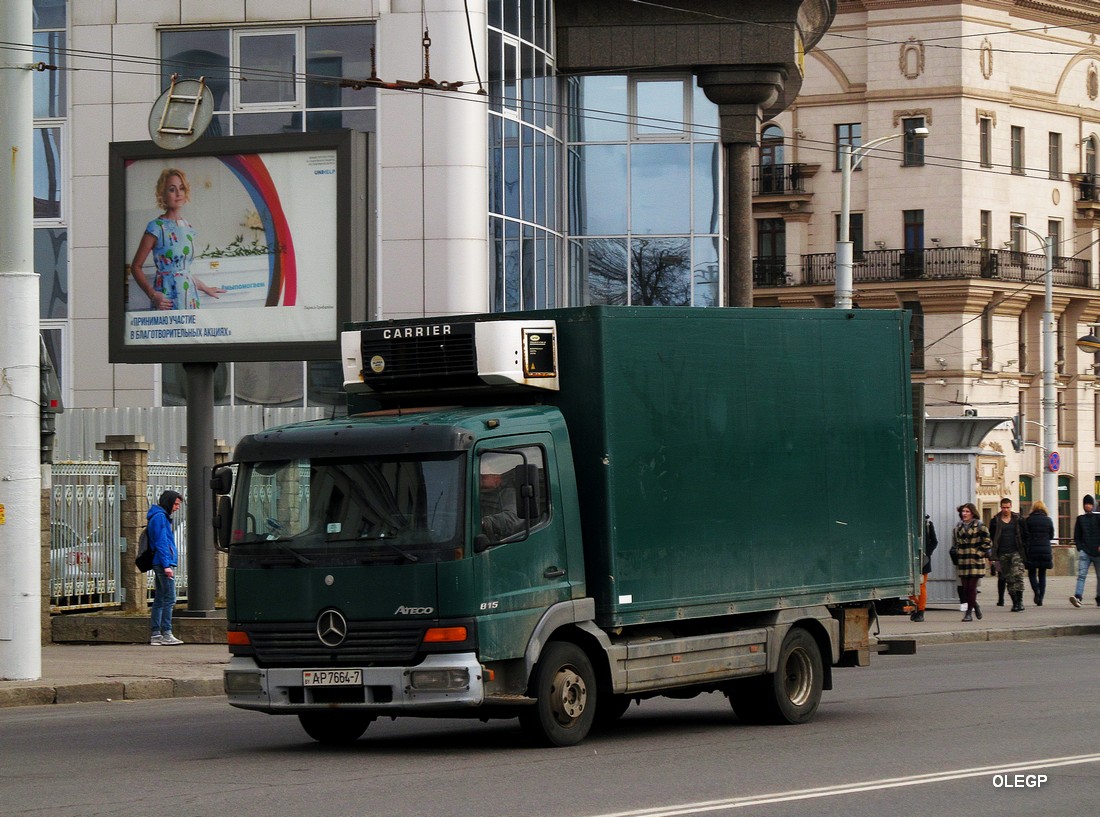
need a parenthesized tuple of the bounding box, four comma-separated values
(409, 669, 470, 691)
(224, 670, 263, 694)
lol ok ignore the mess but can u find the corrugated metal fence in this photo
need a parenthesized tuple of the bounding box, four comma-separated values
(55, 405, 326, 462)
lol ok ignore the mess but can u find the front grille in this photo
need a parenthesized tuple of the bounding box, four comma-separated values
(244, 621, 426, 667)
(360, 324, 479, 391)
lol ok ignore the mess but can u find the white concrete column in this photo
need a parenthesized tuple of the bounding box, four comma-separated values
(0, 0, 42, 680)
(377, 3, 490, 318)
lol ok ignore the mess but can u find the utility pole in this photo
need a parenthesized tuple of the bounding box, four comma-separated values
(0, 0, 42, 680)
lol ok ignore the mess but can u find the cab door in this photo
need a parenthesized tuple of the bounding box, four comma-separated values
(469, 435, 572, 661)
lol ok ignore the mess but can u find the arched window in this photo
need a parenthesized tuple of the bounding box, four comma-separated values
(759, 124, 784, 193)
(1083, 136, 1098, 201)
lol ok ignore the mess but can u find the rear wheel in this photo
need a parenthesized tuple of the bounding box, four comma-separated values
(298, 712, 372, 744)
(729, 627, 823, 725)
(519, 642, 597, 747)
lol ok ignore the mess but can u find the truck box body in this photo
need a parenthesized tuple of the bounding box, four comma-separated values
(534, 307, 917, 627)
(219, 305, 919, 745)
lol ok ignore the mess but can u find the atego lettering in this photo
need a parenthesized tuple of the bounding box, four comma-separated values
(394, 605, 434, 615)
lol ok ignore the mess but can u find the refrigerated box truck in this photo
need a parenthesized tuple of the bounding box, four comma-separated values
(214, 306, 919, 746)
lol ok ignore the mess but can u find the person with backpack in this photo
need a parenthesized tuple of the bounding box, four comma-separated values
(148, 490, 184, 646)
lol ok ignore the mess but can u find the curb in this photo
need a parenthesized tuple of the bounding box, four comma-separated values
(0, 677, 223, 708)
(878, 622, 1100, 646)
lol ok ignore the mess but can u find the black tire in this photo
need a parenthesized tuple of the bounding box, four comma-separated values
(729, 627, 823, 725)
(520, 641, 597, 747)
(298, 712, 371, 745)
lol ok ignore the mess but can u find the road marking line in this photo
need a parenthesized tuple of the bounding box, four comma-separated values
(585, 753, 1100, 817)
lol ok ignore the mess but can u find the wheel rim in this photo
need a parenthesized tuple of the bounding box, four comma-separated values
(549, 665, 588, 725)
(782, 647, 814, 707)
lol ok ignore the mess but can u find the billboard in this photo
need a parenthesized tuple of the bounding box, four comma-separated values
(109, 131, 367, 364)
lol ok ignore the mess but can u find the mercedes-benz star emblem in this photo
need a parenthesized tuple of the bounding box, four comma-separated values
(316, 609, 348, 647)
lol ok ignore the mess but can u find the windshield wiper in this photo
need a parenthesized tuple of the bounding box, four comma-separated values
(358, 534, 419, 564)
(260, 538, 312, 565)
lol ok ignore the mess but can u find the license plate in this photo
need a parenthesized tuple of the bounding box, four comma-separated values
(302, 669, 362, 687)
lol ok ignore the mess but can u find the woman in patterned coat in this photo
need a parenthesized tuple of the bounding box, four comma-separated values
(954, 502, 992, 622)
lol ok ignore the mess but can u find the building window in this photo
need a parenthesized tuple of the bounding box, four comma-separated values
(979, 209, 995, 276)
(1018, 312, 1028, 372)
(491, 5, 561, 312)
(901, 209, 924, 277)
(1011, 126, 1025, 174)
(33, 0, 68, 403)
(902, 117, 925, 166)
(1057, 316, 1066, 376)
(835, 123, 862, 171)
(1009, 214, 1025, 253)
(567, 75, 720, 307)
(1049, 132, 1062, 179)
(980, 307, 993, 371)
(161, 24, 377, 136)
(903, 300, 924, 372)
(758, 124, 784, 193)
(754, 218, 786, 286)
(634, 78, 688, 138)
(979, 117, 992, 168)
(1058, 476, 1072, 539)
(1049, 220, 1063, 268)
(835, 212, 864, 259)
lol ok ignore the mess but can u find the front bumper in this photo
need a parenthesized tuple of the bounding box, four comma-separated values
(224, 652, 485, 713)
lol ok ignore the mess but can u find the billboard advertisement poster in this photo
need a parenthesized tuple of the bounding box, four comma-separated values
(109, 132, 365, 364)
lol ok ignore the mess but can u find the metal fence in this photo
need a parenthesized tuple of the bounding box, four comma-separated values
(49, 462, 121, 611)
(145, 463, 188, 603)
(49, 460, 189, 611)
(800, 246, 1090, 288)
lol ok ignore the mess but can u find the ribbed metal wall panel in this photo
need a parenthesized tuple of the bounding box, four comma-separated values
(925, 454, 975, 604)
(54, 406, 326, 463)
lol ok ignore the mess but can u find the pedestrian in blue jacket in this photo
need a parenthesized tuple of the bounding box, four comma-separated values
(149, 490, 184, 645)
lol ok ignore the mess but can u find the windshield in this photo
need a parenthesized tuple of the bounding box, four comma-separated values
(230, 454, 465, 563)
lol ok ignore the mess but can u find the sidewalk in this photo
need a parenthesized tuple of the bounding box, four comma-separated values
(2, 577, 1097, 709)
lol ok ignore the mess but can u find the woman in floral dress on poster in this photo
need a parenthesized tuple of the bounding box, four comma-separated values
(130, 168, 224, 310)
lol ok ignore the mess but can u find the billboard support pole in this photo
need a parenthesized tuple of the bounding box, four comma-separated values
(182, 362, 217, 615)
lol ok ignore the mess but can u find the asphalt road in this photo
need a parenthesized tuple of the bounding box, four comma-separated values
(2, 636, 1096, 817)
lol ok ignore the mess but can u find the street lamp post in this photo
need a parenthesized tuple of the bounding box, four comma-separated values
(836, 127, 929, 309)
(1017, 225, 1057, 519)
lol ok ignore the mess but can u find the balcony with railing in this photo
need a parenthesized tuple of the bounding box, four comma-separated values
(777, 246, 1091, 288)
(753, 257, 789, 287)
(752, 163, 810, 196)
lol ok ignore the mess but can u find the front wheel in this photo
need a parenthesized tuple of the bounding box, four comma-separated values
(519, 642, 597, 747)
(298, 712, 372, 745)
(729, 627, 823, 725)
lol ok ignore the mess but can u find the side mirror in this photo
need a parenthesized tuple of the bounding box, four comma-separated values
(210, 465, 233, 495)
(213, 494, 233, 552)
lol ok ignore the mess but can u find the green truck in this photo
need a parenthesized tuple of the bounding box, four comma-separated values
(214, 306, 919, 746)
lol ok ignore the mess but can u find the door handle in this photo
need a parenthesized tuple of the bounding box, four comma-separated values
(544, 566, 566, 579)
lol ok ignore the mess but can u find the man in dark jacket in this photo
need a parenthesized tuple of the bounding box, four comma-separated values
(148, 490, 184, 645)
(989, 497, 1027, 611)
(1071, 494, 1100, 607)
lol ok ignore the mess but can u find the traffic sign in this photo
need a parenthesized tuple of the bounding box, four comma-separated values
(1048, 451, 1060, 472)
